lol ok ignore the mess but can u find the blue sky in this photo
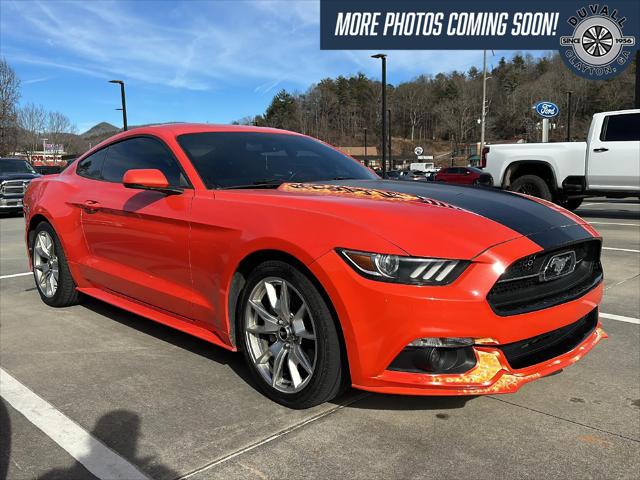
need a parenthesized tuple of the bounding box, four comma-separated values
(1, 1, 547, 134)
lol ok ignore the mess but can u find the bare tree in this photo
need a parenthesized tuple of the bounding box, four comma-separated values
(18, 103, 47, 157)
(46, 111, 76, 149)
(0, 58, 21, 156)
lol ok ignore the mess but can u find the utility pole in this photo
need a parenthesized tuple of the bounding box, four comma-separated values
(479, 49, 488, 158)
(372, 54, 387, 176)
(109, 80, 128, 131)
(566, 91, 573, 141)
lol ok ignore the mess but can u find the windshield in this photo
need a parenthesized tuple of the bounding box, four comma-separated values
(177, 132, 377, 189)
(0, 159, 37, 174)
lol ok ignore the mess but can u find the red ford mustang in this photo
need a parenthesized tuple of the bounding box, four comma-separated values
(23, 124, 605, 408)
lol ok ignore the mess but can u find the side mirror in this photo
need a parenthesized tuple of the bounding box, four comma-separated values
(122, 169, 182, 195)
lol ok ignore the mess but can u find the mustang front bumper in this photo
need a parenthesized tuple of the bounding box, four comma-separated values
(310, 234, 605, 396)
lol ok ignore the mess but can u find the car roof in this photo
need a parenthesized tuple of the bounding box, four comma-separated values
(116, 123, 301, 138)
(83, 123, 307, 160)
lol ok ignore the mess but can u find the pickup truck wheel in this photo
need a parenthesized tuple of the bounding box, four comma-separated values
(510, 175, 552, 201)
(556, 198, 583, 211)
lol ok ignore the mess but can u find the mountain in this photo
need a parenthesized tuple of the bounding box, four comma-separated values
(80, 122, 120, 139)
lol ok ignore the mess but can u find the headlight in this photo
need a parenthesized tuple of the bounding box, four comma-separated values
(337, 249, 469, 285)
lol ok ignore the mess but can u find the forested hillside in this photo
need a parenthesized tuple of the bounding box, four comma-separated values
(245, 53, 636, 155)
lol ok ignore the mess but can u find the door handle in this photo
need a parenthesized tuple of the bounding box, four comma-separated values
(81, 200, 102, 213)
(593, 148, 609, 152)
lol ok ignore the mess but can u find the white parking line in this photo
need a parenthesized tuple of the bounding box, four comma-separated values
(580, 202, 640, 208)
(602, 247, 640, 253)
(0, 272, 31, 280)
(589, 222, 640, 227)
(600, 313, 640, 325)
(0, 368, 151, 480)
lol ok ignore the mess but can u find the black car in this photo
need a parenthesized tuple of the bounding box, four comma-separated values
(0, 158, 40, 214)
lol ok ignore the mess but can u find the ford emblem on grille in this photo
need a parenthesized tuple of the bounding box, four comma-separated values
(541, 251, 577, 282)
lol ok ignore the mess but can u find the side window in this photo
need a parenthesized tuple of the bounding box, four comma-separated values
(76, 149, 107, 180)
(101, 137, 187, 186)
(601, 113, 640, 142)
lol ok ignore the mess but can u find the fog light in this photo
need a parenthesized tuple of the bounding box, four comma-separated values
(408, 337, 474, 348)
(389, 346, 477, 374)
(420, 347, 461, 372)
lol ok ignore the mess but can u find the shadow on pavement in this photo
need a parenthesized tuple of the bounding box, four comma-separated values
(39, 410, 179, 480)
(342, 393, 475, 411)
(80, 297, 257, 388)
(0, 399, 10, 480)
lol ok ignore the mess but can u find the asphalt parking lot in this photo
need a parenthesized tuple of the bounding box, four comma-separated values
(1, 198, 639, 480)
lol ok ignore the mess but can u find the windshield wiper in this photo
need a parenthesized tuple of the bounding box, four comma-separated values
(219, 179, 284, 190)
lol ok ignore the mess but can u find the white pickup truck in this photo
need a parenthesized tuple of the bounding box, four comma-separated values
(481, 109, 640, 210)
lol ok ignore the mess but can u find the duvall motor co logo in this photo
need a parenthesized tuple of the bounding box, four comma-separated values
(560, 4, 636, 79)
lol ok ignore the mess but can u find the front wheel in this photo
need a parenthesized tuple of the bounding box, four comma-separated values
(31, 222, 79, 307)
(239, 261, 345, 408)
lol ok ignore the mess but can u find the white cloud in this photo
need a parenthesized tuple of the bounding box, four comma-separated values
(22, 76, 51, 85)
(1, 0, 544, 94)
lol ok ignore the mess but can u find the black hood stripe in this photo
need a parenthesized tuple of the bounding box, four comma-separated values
(324, 180, 592, 250)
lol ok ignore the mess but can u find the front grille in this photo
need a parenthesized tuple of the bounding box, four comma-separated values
(487, 240, 602, 316)
(497, 308, 598, 369)
(0, 180, 29, 195)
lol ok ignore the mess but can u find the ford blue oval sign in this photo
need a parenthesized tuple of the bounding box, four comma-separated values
(534, 101, 560, 119)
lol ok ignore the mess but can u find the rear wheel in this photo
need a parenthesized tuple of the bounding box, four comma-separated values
(239, 261, 345, 408)
(510, 175, 552, 201)
(31, 222, 79, 307)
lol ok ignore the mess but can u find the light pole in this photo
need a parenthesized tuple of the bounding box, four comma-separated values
(371, 53, 387, 176)
(387, 108, 392, 169)
(479, 50, 488, 159)
(363, 127, 368, 166)
(109, 80, 128, 131)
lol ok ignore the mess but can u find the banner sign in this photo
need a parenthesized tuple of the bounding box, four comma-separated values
(320, 0, 639, 79)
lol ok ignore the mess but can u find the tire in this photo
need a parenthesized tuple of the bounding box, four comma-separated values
(31, 222, 79, 307)
(556, 197, 584, 211)
(238, 260, 345, 408)
(510, 175, 552, 201)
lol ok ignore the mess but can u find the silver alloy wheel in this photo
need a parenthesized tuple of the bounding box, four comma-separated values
(33, 231, 59, 298)
(244, 277, 317, 393)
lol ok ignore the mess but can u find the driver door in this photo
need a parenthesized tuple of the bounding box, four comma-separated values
(78, 136, 196, 319)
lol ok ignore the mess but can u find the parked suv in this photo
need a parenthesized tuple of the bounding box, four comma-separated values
(0, 158, 40, 214)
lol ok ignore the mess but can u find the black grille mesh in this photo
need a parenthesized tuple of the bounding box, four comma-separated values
(487, 240, 602, 316)
(498, 308, 598, 369)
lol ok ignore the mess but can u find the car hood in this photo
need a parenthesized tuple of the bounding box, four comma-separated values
(0, 173, 40, 181)
(270, 180, 594, 259)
